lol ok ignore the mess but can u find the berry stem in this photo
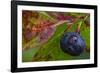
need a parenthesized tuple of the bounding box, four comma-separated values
(76, 15, 89, 34)
(76, 21, 83, 33)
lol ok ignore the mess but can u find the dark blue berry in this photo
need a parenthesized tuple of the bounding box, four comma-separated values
(60, 32, 86, 56)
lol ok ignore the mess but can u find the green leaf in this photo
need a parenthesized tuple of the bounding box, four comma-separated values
(33, 23, 67, 61)
(22, 47, 39, 62)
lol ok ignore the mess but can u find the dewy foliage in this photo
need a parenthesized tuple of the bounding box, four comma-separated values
(22, 11, 90, 62)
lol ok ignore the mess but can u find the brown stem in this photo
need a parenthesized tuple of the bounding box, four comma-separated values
(76, 15, 89, 33)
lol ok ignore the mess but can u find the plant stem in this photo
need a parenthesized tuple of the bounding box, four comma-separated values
(76, 15, 89, 33)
